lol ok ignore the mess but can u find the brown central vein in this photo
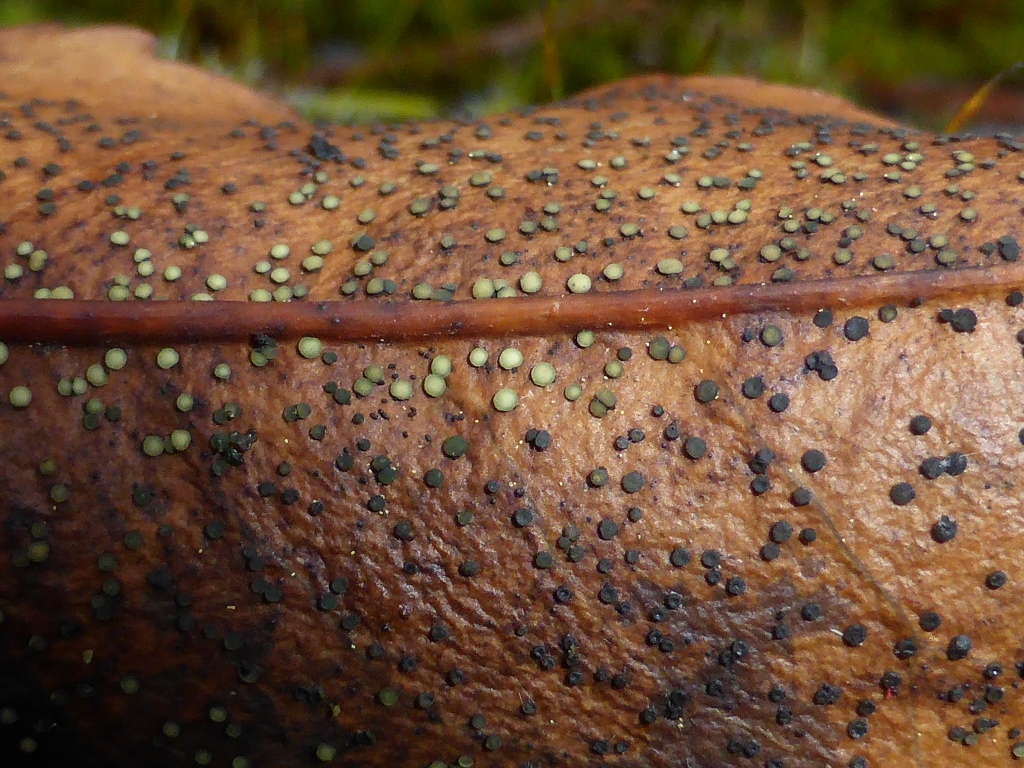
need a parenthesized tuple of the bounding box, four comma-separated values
(2, 263, 1022, 345)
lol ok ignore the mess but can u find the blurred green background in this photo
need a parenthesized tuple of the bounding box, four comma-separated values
(2, 0, 1023, 129)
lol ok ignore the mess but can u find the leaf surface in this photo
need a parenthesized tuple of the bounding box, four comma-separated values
(2, 25, 1024, 768)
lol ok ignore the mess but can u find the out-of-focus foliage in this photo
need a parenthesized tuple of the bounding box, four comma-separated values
(2, 0, 1023, 128)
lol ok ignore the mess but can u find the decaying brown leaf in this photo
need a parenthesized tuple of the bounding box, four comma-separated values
(3, 24, 1024, 768)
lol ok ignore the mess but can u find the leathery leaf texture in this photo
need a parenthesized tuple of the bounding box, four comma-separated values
(3, 23, 1024, 768)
